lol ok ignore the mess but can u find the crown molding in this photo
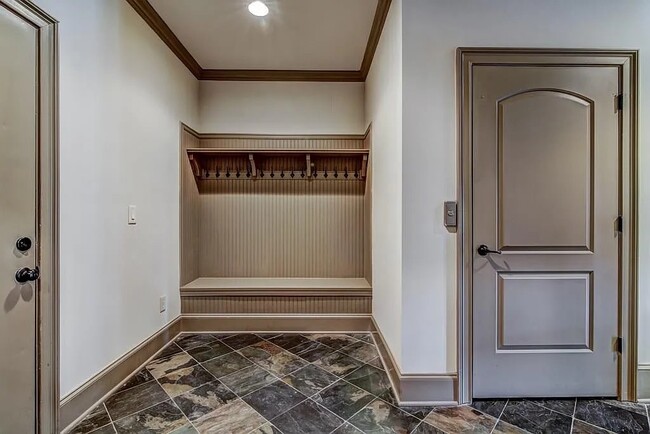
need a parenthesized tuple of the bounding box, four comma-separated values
(200, 68, 363, 82)
(360, 0, 391, 80)
(127, 0, 391, 82)
(126, 0, 202, 78)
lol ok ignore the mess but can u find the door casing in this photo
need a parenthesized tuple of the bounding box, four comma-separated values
(456, 48, 639, 404)
(0, 0, 59, 431)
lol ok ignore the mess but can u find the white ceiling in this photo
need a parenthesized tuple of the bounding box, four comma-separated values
(149, 0, 378, 70)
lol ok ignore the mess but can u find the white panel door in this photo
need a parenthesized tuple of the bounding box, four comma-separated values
(0, 4, 39, 432)
(472, 65, 620, 398)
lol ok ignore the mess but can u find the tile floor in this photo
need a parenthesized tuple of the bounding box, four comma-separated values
(69, 332, 650, 434)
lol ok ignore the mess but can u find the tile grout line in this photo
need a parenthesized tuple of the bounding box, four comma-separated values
(488, 398, 509, 434)
(569, 398, 577, 433)
(101, 402, 116, 434)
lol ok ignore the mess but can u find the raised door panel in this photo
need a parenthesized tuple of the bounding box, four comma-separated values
(498, 90, 594, 252)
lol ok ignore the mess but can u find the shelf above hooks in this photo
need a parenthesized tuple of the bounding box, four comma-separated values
(186, 148, 369, 182)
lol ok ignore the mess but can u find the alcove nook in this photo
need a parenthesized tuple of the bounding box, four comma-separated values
(179, 124, 372, 315)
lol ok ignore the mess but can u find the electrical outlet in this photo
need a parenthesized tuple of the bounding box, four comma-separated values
(159, 295, 167, 313)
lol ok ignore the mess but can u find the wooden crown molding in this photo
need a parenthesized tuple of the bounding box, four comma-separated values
(200, 69, 363, 82)
(360, 0, 391, 80)
(127, 0, 391, 82)
(126, 0, 202, 79)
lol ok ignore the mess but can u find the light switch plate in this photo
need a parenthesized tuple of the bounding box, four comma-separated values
(128, 205, 137, 225)
(159, 295, 167, 313)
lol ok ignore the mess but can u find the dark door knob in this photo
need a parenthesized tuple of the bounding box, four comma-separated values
(16, 237, 32, 252)
(477, 244, 502, 256)
(15, 266, 39, 283)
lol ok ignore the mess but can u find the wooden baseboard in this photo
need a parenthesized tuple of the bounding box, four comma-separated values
(638, 364, 650, 401)
(181, 314, 374, 333)
(371, 318, 458, 405)
(60, 317, 182, 432)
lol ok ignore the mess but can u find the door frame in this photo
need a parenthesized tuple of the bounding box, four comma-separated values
(456, 48, 639, 404)
(1, 0, 59, 431)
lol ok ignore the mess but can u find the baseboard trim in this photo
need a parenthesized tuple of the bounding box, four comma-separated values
(638, 364, 650, 400)
(60, 317, 182, 431)
(371, 318, 458, 405)
(181, 314, 374, 332)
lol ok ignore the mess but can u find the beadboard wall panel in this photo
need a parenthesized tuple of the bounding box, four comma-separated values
(199, 135, 365, 150)
(180, 125, 201, 285)
(181, 296, 372, 314)
(198, 180, 365, 278)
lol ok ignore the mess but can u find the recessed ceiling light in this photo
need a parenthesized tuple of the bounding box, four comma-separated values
(248, 1, 269, 17)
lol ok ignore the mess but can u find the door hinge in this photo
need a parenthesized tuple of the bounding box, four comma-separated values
(615, 216, 623, 233)
(616, 94, 624, 112)
(613, 337, 623, 354)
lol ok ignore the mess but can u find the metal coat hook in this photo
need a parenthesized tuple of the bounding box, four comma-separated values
(334, 170, 339, 178)
(216, 169, 221, 178)
(280, 171, 285, 178)
(344, 167, 349, 179)
(236, 169, 241, 178)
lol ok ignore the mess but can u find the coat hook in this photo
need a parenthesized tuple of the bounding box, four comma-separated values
(301, 169, 305, 178)
(246, 170, 251, 178)
(324, 171, 328, 178)
(260, 170, 265, 178)
(334, 170, 339, 178)
(280, 170, 285, 178)
(216, 169, 221, 178)
(290, 171, 295, 178)
(354, 170, 359, 178)
(236, 169, 241, 178)
(226, 167, 231, 178)
(270, 170, 275, 178)
(344, 167, 349, 179)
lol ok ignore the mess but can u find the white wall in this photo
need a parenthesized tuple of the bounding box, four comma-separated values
(364, 0, 403, 366)
(397, 0, 650, 374)
(199, 81, 365, 134)
(33, 0, 199, 397)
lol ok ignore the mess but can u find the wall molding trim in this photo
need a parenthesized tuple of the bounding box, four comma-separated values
(126, 0, 391, 82)
(125, 0, 201, 79)
(371, 318, 458, 405)
(60, 317, 182, 432)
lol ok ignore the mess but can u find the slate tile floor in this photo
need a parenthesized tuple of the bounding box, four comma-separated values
(70, 333, 650, 434)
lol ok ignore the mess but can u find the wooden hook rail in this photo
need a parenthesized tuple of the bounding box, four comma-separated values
(187, 148, 369, 182)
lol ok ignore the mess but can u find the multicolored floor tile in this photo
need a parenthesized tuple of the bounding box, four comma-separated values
(69, 332, 650, 434)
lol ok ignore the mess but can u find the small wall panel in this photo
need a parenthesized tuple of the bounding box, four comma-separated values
(180, 126, 201, 285)
(198, 180, 365, 277)
(181, 295, 372, 314)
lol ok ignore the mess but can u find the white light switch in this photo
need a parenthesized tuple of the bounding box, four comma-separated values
(160, 295, 167, 313)
(128, 205, 137, 225)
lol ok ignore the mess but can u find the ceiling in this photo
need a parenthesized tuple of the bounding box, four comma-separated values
(148, 0, 378, 71)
